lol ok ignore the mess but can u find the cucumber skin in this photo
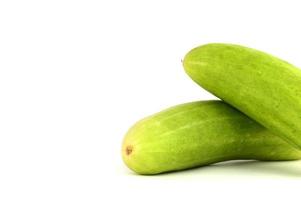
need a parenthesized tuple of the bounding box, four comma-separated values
(183, 43, 301, 149)
(122, 101, 301, 175)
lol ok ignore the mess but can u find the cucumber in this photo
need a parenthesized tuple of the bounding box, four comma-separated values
(122, 101, 301, 175)
(183, 43, 301, 149)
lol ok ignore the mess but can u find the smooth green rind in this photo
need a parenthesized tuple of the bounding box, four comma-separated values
(122, 101, 301, 175)
(183, 43, 301, 149)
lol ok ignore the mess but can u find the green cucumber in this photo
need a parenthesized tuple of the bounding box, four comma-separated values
(122, 101, 301, 175)
(183, 43, 301, 149)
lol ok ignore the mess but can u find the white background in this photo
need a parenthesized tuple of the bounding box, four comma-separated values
(1, 0, 301, 199)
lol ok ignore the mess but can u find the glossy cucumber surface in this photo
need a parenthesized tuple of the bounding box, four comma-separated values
(183, 43, 301, 149)
(122, 101, 301, 174)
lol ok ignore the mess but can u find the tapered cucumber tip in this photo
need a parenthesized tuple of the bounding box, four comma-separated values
(121, 129, 142, 174)
(121, 142, 149, 175)
(182, 43, 213, 68)
(125, 145, 133, 156)
(121, 141, 136, 171)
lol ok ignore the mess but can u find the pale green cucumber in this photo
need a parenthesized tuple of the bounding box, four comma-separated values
(183, 43, 301, 149)
(122, 101, 301, 175)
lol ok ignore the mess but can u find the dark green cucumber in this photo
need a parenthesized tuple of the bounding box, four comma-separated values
(183, 43, 301, 149)
(122, 101, 301, 175)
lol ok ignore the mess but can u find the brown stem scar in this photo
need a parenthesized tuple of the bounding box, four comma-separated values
(126, 145, 133, 156)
